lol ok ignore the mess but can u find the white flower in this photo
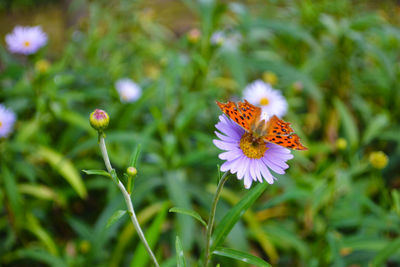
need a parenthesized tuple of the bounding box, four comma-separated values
(0, 104, 16, 138)
(243, 80, 288, 118)
(210, 30, 242, 50)
(115, 78, 142, 103)
(210, 31, 225, 46)
(5, 26, 48, 55)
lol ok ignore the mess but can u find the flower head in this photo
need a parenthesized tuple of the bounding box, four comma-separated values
(213, 115, 293, 189)
(89, 109, 109, 131)
(115, 78, 142, 103)
(5, 26, 48, 55)
(243, 80, 288, 118)
(369, 151, 388, 169)
(0, 104, 16, 138)
(210, 31, 225, 46)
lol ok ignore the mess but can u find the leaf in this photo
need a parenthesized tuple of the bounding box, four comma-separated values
(175, 236, 186, 267)
(25, 213, 59, 256)
(213, 247, 271, 267)
(130, 202, 169, 267)
(211, 182, 268, 251)
(18, 184, 66, 206)
(334, 98, 359, 149)
(129, 144, 142, 167)
(165, 171, 195, 249)
(169, 207, 207, 227)
(361, 114, 389, 145)
(370, 238, 400, 266)
(82, 169, 111, 177)
(106, 210, 127, 229)
(2, 164, 23, 227)
(37, 146, 87, 198)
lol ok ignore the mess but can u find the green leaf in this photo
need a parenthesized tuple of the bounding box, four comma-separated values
(25, 213, 59, 256)
(213, 247, 271, 267)
(371, 238, 400, 266)
(175, 236, 186, 267)
(82, 169, 111, 177)
(37, 146, 87, 198)
(334, 98, 359, 148)
(361, 114, 389, 145)
(106, 210, 127, 229)
(169, 207, 207, 227)
(211, 182, 268, 251)
(129, 144, 142, 167)
(165, 171, 195, 249)
(2, 164, 23, 228)
(130, 202, 169, 267)
(18, 184, 66, 206)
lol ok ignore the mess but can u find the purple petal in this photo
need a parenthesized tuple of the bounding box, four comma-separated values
(215, 131, 239, 143)
(218, 149, 242, 161)
(213, 139, 237, 151)
(262, 157, 286, 174)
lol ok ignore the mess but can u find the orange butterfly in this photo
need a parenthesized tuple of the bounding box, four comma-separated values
(216, 100, 307, 150)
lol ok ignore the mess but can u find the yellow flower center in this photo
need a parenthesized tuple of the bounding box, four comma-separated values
(0, 121, 2, 128)
(259, 97, 269, 106)
(24, 41, 31, 47)
(239, 132, 268, 159)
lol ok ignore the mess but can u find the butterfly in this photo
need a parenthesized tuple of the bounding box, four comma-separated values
(216, 100, 307, 150)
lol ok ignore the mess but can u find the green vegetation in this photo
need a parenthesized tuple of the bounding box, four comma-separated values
(1, 0, 400, 266)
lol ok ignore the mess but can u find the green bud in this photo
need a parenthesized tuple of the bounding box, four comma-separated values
(127, 166, 137, 177)
(89, 109, 109, 131)
(336, 138, 347, 150)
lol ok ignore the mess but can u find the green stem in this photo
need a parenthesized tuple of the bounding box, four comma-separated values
(204, 172, 230, 267)
(98, 133, 160, 267)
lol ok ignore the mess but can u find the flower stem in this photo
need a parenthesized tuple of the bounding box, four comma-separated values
(204, 172, 230, 267)
(98, 133, 160, 267)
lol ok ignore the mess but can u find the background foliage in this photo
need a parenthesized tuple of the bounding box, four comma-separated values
(1, 0, 400, 266)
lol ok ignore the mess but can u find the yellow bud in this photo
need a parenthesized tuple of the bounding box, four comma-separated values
(369, 151, 388, 169)
(35, 59, 51, 73)
(336, 138, 347, 150)
(79, 240, 91, 253)
(89, 109, 109, 131)
(187, 28, 201, 44)
(127, 167, 137, 177)
(262, 71, 278, 86)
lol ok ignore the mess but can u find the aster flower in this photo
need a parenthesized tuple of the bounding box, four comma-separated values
(0, 104, 16, 138)
(5, 26, 48, 55)
(243, 80, 288, 118)
(210, 31, 225, 46)
(115, 78, 142, 103)
(213, 115, 293, 189)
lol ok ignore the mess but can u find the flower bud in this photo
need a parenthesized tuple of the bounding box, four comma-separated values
(35, 59, 51, 73)
(336, 138, 347, 150)
(262, 71, 278, 86)
(127, 166, 137, 177)
(369, 151, 388, 169)
(89, 109, 109, 131)
(187, 28, 201, 44)
(292, 81, 303, 93)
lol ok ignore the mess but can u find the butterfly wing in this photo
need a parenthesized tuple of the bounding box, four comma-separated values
(216, 100, 261, 132)
(264, 115, 308, 150)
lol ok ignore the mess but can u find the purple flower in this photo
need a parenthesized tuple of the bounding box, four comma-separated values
(5, 26, 48, 55)
(213, 115, 293, 189)
(115, 78, 142, 103)
(0, 104, 16, 138)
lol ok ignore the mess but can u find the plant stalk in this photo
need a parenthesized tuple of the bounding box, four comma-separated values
(204, 172, 230, 267)
(98, 133, 160, 267)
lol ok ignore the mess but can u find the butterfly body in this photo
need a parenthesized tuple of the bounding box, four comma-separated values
(216, 100, 307, 150)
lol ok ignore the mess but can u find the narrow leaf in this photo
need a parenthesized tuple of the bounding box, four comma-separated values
(106, 210, 127, 229)
(213, 247, 271, 267)
(82, 169, 111, 177)
(175, 236, 186, 267)
(211, 182, 268, 250)
(334, 98, 359, 148)
(169, 207, 207, 227)
(371, 238, 400, 266)
(129, 144, 142, 167)
(37, 146, 87, 198)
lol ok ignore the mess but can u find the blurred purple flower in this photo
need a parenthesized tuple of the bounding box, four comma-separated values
(5, 26, 48, 55)
(213, 115, 293, 189)
(0, 104, 16, 138)
(115, 78, 142, 103)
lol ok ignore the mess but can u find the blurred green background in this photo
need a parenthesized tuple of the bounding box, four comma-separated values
(1, 0, 400, 266)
